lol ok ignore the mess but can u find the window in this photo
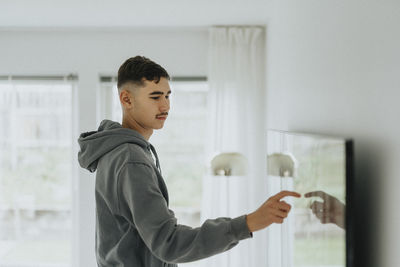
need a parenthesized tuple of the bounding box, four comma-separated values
(98, 77, 209, 228)
(0, 76, 76, 267)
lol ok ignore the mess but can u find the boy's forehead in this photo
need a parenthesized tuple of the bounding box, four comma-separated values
(142, 78, 171, 93)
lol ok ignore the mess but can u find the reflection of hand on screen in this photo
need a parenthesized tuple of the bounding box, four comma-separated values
(305, 191, 345, 229)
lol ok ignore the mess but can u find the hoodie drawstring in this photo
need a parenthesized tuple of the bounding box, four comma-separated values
(149, 144, 162, 175)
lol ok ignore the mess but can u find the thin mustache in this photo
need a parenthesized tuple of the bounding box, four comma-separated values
(156, 113, 168, 117)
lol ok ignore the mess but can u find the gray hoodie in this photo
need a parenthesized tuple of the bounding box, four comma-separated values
(78, 120, 253, 267)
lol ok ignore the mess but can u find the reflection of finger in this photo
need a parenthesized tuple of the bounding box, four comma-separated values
(315, 212, 324, 220)
(320, 213, 330, 223)
(304, 190, 325, 198)
(310, 201, 324, 213)
(313, 208, 331, 223)
(321, 217, 329, 223)
(312, 209, 326, 216)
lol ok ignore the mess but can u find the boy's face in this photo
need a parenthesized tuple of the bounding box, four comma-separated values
(121, 77, 171, 132)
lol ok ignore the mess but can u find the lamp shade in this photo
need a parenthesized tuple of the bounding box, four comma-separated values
(210, 152, 248, 176)
(267, 152, 297, 177)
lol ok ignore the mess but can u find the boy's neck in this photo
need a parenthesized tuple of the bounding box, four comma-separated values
(122, 118, 153, 141)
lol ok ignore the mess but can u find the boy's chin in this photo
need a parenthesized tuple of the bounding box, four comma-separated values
(153, 124, 164, 130)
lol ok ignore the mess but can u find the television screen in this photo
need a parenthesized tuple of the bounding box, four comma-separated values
(267, 130, 353, 267)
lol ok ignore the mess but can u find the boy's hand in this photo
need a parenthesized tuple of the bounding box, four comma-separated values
(246, 191, 301, 232)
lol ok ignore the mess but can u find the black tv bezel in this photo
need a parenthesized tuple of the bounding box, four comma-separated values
(345, 139, 354, 267)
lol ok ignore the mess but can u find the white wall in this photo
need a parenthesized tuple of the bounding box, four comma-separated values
(266, 1, 400, 266)
(0, 0, 272, 28)
(0, 28, 208, 266)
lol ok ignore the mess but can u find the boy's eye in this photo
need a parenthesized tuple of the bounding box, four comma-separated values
(150, 96, 170, 100)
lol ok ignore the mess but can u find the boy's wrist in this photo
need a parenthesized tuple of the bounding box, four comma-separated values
(246, 212, 257, 233)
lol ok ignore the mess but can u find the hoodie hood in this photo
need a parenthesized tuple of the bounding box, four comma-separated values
(78, 119, 160, 173)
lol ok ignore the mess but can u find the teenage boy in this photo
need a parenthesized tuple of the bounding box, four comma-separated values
(78, 56, 301, 267)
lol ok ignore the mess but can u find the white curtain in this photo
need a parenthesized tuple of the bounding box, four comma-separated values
(199, 26, 268, 267)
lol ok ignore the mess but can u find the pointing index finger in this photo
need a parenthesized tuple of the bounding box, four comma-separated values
(271, 191, 301, 201)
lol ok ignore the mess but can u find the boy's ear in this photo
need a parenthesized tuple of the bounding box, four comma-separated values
(120, 90, 133, 109)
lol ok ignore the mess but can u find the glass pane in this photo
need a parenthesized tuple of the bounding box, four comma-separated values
(0, 82, 73, 267)
(267, 130, 347, 267)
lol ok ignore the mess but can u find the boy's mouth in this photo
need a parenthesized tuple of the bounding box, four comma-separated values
(156, 116, 167, 120)
(156, 113, 168, 120)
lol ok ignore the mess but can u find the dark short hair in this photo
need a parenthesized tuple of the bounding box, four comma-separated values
(117, 56, 170, 89)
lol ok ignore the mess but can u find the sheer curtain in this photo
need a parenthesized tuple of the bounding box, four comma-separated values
(200, 26, 268, 267)
(0, 76, 74, 267)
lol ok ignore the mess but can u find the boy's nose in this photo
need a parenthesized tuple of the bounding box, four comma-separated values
(160, 100, 170, 112)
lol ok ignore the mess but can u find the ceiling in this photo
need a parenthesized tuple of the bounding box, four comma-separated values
(0, 0, 272, 29)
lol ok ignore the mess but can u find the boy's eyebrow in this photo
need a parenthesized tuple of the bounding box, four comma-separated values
(149, 90, 172, 96)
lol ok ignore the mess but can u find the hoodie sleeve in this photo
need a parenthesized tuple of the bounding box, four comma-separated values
(118, 162, 253, 264)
